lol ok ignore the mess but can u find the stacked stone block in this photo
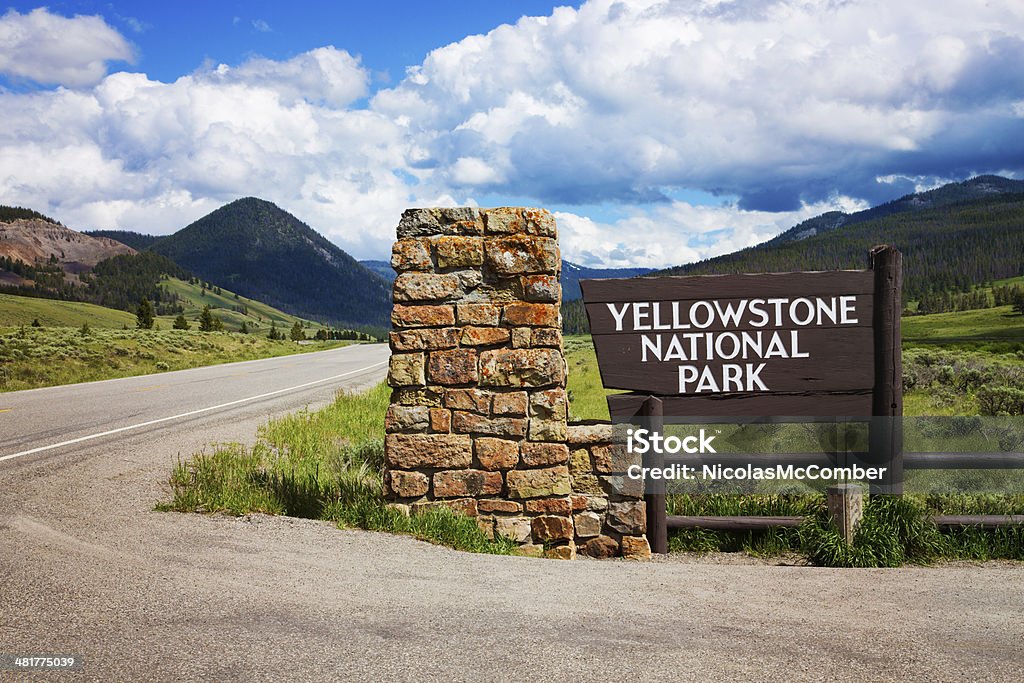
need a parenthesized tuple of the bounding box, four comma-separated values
(567, 422, 650, 559)
(385, 206, 648, 560)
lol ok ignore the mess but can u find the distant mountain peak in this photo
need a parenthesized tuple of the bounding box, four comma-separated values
(152, 199, 390, 326)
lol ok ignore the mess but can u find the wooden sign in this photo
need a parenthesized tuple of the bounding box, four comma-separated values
(581, 247, 902, 419)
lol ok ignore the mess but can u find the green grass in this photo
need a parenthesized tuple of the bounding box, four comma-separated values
(0, 281, 369, 391)
(565, 335, 616, 421)
(0, 281, 326, 334)
(156, 277, 326, 334)
(903, 304, 1024, 351)
(0, 325, 355, 392)
(0, 292, 136, 329)
(665, 492, 1024, 565)
(158, 382, 520, 555)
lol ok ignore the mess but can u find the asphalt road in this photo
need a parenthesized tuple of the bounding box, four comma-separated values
(1, 343, 1022, 682)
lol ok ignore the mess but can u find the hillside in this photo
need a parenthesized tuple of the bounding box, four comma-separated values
(0, 213, 187, 311)
(156, 277, 327, 333)
(0, 205, 61, 225)
(152, 198, 391, 327)
(656, 191, 1024, 300)
(0, 292, 136, 329)
(0, 276, 345, 337)
(769, 175, 1024, 244)
(0, 218, 135, 281)
(360, 260, 395, 282)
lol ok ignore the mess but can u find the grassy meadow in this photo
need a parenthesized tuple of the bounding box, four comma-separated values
(0, 280, 374, 391)
(0, 292, 136, 329)
(0, 279, 325, 334)
(155, 277, 326, 334)
(0, 325, 353, 392)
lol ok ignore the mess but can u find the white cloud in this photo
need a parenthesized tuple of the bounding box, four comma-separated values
(450, 156, 505, 185)
(555, 194, 869, 269)
(252, 19, 272, 33)
(205, 47, 370, 107)
(0, 8, 134, 87)
(0, 53, 410, 256)
(373, 0, 1024, 209)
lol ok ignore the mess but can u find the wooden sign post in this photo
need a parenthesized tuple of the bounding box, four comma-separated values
(581, 246, 903, 552)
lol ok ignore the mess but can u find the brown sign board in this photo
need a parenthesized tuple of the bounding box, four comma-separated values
(581, 262, 901, 419)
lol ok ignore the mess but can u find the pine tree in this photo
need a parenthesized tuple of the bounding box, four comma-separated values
(136, 298, 155, 329)
(289, 321, 306, 341)
(239, 321, 250, 334)
(199, 305, 221, 332)
(173, 314, 190, 330)
(1013, 291, 1024, 316)
(268, 321, 282, 340)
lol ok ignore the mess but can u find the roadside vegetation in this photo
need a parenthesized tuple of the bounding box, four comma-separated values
(157, 383, 518, 555)
(0, 325, 354, 392)
(0, 276, 380, 391)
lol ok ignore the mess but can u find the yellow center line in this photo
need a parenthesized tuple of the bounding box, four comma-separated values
(134, 385, 167, 393)
(0, 408, 11, 413)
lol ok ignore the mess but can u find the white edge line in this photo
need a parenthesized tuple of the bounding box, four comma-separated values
(0, 360, 388, 464)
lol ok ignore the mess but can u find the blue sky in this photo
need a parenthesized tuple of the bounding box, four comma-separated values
(7, 2, 579, 91)
(1, 1, 1023, 267)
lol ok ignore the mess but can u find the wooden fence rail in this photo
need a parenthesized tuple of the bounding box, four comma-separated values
(661, 452, 1024, 469)
(665, 515, 1024, 532)
(649, 442, 1024, 550)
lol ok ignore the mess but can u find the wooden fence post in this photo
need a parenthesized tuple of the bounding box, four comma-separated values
(827, 484, 865, 544)
(869, 245, 904, 494)
(642, 395, 668, 554)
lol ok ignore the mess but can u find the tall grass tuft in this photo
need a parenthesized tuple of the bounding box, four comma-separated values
(158, 382, 517, 555)
(799, 496, 946, 567)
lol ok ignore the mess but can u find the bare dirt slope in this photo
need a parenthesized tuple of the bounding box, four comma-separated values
(0, 218, 134, 274)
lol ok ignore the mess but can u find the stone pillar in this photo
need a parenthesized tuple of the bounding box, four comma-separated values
(384, 207, 574, 558)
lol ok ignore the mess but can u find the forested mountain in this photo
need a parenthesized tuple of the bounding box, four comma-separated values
(359, 260, 396, 282)
(656, 192, 1024, 301)
(84, 252, 191, 314)
(768, 175, 1024, 244)
(86, 230, 163, 251)
(560, 178, 1024, 334)
(151, 198, 391, 326)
